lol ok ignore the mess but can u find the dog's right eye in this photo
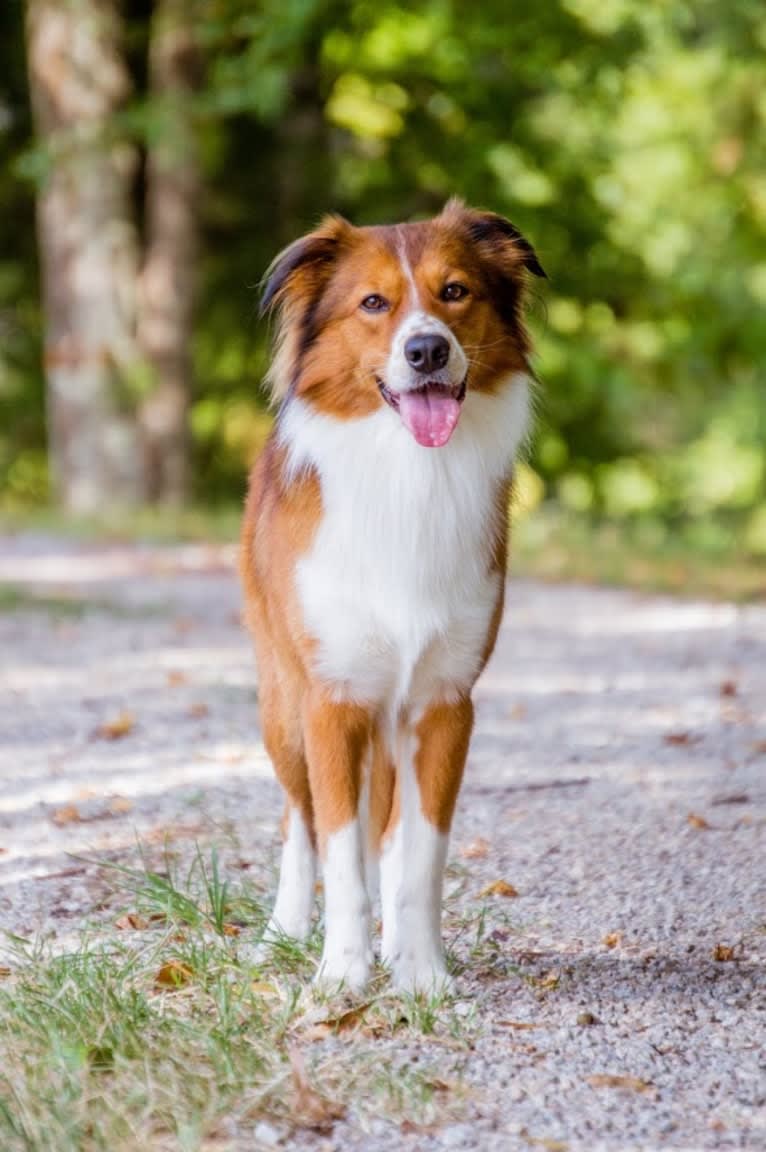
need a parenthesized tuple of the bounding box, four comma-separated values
(360, 294, 389, 312)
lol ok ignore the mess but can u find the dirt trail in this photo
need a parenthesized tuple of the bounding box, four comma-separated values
(1, 534, 764, 1150)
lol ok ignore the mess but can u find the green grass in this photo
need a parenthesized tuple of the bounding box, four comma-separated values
(0, 847, 477, 1152)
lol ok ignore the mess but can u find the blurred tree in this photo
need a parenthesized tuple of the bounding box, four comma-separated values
(138, 0, 202, 504)
(26, 0, 145, 511)
(5, 0, 765, 547)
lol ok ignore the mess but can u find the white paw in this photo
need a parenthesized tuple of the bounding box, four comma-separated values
(314, 947, 373, 994)
(391, 951, 454, 996)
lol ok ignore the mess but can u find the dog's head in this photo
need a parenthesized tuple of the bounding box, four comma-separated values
(261, 198, 545, 447)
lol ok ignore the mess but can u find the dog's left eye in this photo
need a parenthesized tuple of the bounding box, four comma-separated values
(360, 294, 389, 312)
(441, 282, 469, 302)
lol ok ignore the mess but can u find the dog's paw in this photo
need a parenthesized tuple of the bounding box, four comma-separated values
(391, 951, 454, 997)
(314, 946, 372, 995)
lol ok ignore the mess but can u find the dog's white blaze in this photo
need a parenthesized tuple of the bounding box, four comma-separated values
(265, 806, 316, 942)
(316, 818, 372, 991)
(396, 231, 421, 310)
(384, 309, 468, 399)
(281, 372, 530, 714)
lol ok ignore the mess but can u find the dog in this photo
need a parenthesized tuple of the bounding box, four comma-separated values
(240, 197, 545, 992)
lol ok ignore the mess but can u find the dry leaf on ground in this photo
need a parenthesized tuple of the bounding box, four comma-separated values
(189, 702, 209, 719)
(110, 796, 133, 814)
(520, 1131, 569, 1152)
(115, 913, 150, 931)
(51, 804, 82, 826)
(167, 670, 188, 687)
(498, 1020, 541, 1030)
(154, 960, 194, 989)
(288, 1047, 345, 1132)
(587, 1074, 654, 1094)
(94, 712, 135, 740)
(713, 943, 736, 962)
(460, 837, 490, 859)
(687, 812, 712, 830)
(478, 879, 519, 898)
(664, 730, 698, 746)
(602, 932, 622, 949)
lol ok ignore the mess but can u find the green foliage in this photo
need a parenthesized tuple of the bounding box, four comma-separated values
(1, 0, 765, 547)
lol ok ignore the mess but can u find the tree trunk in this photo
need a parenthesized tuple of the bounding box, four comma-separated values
(26, 0, 145, 512)
(138, 0, 200, 505)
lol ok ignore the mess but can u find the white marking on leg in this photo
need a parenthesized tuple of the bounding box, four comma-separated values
(241, 806, 316, 966)
(380, 818, 403, 965)
(316, 819, 372, 992)
(360, 746, 380, 908)
(266, 807, 316, 941)
(385, 730, 451, 993)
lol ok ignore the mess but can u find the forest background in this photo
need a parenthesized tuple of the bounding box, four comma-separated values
(1, 0, 764, 589)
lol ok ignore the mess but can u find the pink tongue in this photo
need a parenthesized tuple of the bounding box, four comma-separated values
(398, 389, 462, 447)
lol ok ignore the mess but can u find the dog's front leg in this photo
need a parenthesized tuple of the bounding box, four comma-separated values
(303, 687, 373, 992)
(382, 696, 474, 994)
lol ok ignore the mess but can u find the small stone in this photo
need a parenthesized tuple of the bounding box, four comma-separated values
(253, 1120, 282, 1147)
(577, 1011, 600, 1027)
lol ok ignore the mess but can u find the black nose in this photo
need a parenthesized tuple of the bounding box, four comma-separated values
(404, 332, 450, 374)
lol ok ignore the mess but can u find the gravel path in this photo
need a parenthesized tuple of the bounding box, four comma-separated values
(1, 534, 764, 1150)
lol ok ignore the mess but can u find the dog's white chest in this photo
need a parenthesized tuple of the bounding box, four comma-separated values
(280, 377, 530, 708)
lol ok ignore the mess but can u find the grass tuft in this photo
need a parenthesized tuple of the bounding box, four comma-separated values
(0, 846, 476, 1150)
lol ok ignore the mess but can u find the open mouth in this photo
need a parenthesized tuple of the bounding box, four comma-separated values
(378, 377, 467, 448)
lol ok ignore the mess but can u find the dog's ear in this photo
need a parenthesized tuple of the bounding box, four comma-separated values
(441, 198, 546, 280)
(463, 207, 547, 280)
(261, 215, 353, 404)
(260, 215, 353, 318)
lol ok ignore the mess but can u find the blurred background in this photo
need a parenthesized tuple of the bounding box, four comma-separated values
(1, 0, 764, 595)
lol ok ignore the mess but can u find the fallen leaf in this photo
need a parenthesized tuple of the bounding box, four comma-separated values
(154, 960, 194, 989)
(719, 679, 738, 698)
(167, 670, 188, 687)
(189, 702, 209, 719)
(251, 980, 279, 997)
(478, 879, 519, 899)
(289, 1047, 345, 1131)
(115, 913, 149, 931)
(713, 944, 735, 962)
(587, 1074, 653, 1094)
(301, 1002, 374, 1041)
(664, 731, 698, 746)
(110, 796, 133, 814)
(498, 1020, 541, 1030)
(0, 966, 11, 978)
(520, 1131, 568, 1152)
(94, 712, 135, 741)
(460, 837, 490, 859)
(534, 970, 560, 991)
(222, 923, 240, 937)
(602, 932, 622, 949)
(51, 805, 82, 826)
(687, 812, 711, 830)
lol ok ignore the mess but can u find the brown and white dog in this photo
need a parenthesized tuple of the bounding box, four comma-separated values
(240, 198, 545, 992)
